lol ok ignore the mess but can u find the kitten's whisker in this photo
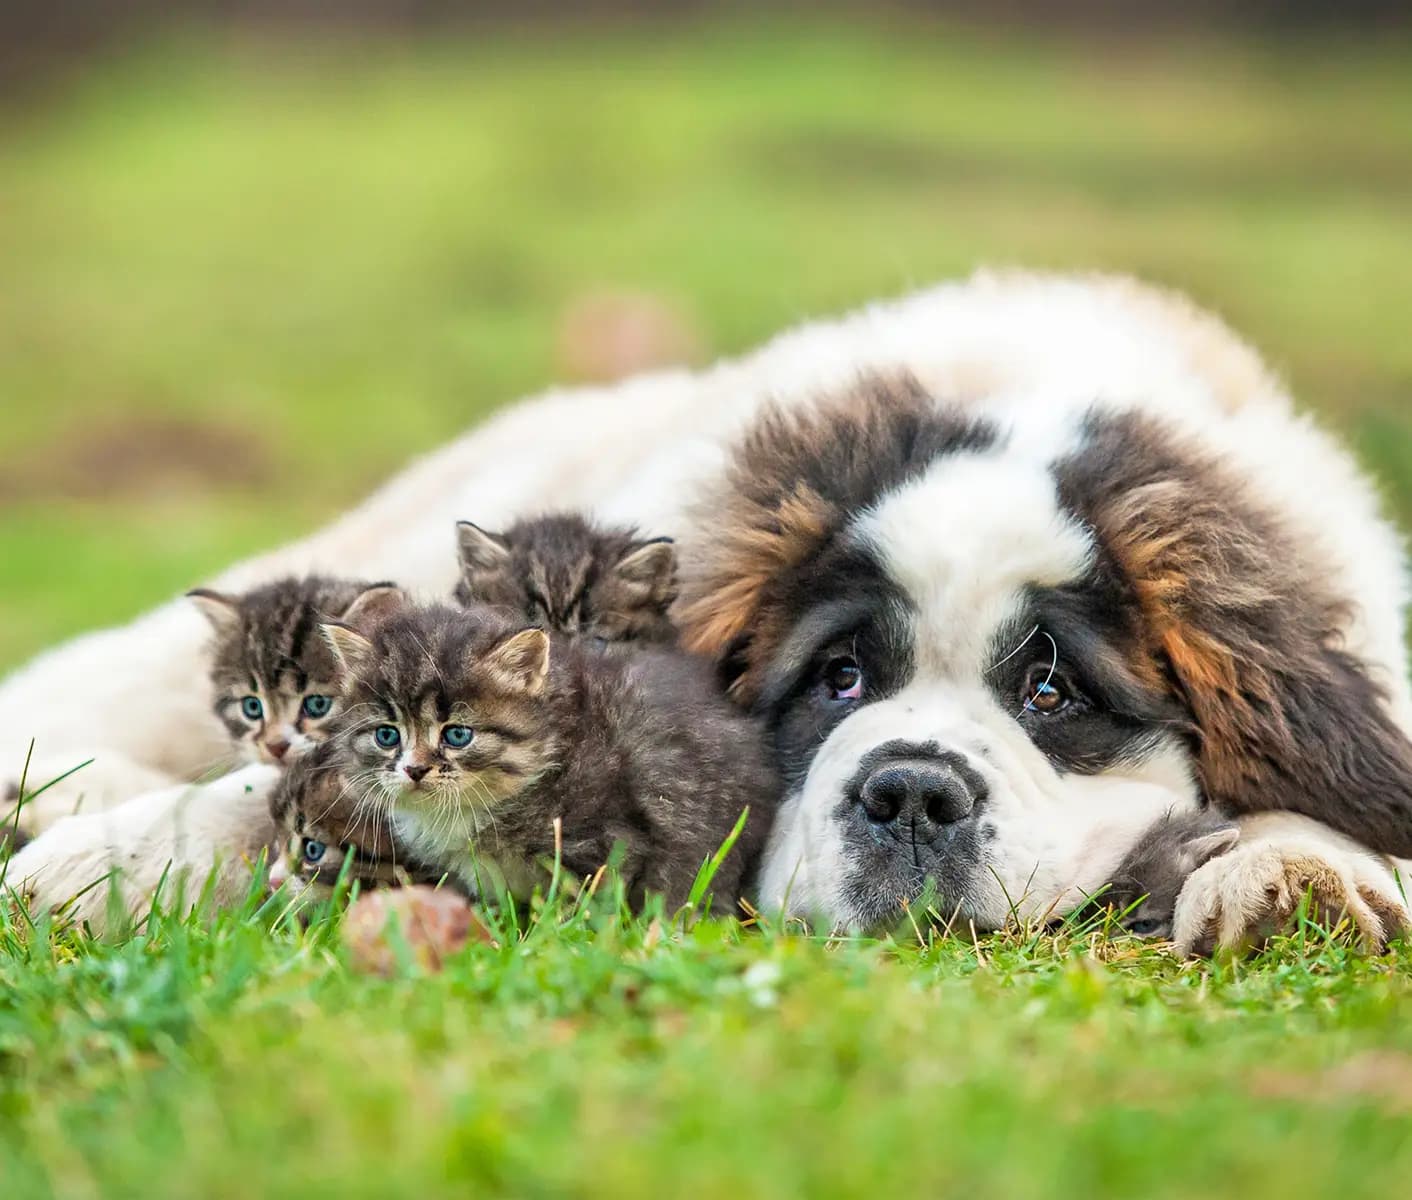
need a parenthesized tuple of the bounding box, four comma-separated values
(465, 776, 501, 848)
(322, 769, 380, 824)
(406, 629, 445, 690)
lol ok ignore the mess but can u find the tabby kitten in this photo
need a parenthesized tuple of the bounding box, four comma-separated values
(189, 576, 401, 766)
(320, 603, 779, 911)
(1104, 810, 1240, 939)
(267, 741, 449, 899)
(454, 512, 677, 643)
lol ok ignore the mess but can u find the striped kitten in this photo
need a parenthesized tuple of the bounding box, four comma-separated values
(320, 602, 779, 912)
(268, 512, 678, 896)
(267, 741, 449, 900)
(454, 512, 677, 644)
(188, 576, 401, 766)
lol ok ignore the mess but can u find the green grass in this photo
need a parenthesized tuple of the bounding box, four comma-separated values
(5, 872, 1412, 1200)
(4, 15, 1412, 1198)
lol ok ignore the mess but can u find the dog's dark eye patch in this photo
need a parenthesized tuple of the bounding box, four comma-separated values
(757, 540, 917, 787)
(756, 597, 879, 714)
(987, 587, 1188, 774)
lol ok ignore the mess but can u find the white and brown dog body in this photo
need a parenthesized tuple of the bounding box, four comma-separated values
(5, 271, 1410, 951)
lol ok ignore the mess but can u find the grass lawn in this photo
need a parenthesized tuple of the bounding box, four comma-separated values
(3, 14, 1412, 1198)
(6, 885, 1412, 1199)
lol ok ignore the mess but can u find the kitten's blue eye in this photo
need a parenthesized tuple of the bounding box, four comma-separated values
(302, 839, 326, 864)
(442, 725, 473, 748)
(240, 696, 263, 722)
(302, 694, 333, 719)
(1128, 917, 1165, 937)
(374, 725, 401, 749)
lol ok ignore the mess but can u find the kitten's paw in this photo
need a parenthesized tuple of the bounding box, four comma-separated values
(1172, 819, 1409, 956)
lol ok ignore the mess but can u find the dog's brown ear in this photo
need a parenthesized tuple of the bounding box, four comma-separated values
(676, 484, 833, 702)
(1067, 412, 1412, 858)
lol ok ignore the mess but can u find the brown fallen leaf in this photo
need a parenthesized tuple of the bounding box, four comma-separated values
(342, 886, 495, 976)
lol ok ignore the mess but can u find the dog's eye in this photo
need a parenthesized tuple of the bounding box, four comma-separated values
(820, 656, 863, 702)
(1021, 666, 1069, 715)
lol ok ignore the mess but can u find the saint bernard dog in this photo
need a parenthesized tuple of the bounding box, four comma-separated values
(6, 270, 1411, 955)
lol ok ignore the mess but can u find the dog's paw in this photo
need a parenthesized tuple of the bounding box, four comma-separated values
(1172, 817, 1409, 957)
(4, 753, 180, 836)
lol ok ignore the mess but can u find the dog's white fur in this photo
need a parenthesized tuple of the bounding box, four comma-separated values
(5, 270, 1409, 945)
(5, 765, 279, 926)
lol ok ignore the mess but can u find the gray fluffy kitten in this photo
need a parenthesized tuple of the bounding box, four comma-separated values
(1105, 809, 1240, 939)
(321, 602, 779, 913)
(454, 512, 677, 644)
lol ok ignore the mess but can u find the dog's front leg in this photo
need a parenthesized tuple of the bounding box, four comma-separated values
(1172, 811, 1410, 956)
(5, 764, 281, 932)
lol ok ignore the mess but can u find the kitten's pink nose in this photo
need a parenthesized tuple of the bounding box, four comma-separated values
(265, 739, 290, 761)
(404, 763, 431, 783)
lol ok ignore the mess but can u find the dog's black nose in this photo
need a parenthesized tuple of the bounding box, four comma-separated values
(858, 756, 982, 828)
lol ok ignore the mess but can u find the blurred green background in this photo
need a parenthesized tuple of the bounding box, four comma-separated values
(2, 12, 1410, 671)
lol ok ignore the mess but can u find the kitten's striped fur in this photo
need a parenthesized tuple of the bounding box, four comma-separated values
(454, 512, 677, 644)
(322, 602, 780, 912)
(246, 510, 680, 901)
(266, 741, 451, 900)
(189, 576, 402, 767)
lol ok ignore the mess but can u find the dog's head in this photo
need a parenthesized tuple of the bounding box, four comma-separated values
(678, 375, 1406, 931)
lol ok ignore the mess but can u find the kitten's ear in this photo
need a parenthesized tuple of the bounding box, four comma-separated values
(320, 622, 376, 679)
(1180, 823, 1240, 872)
(457, 522, 511, 574)
(339, 583, 406, 630)
(482, 628, 551, 697)
(187, 588, 241, 638)
(614, 537, 677, 605)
